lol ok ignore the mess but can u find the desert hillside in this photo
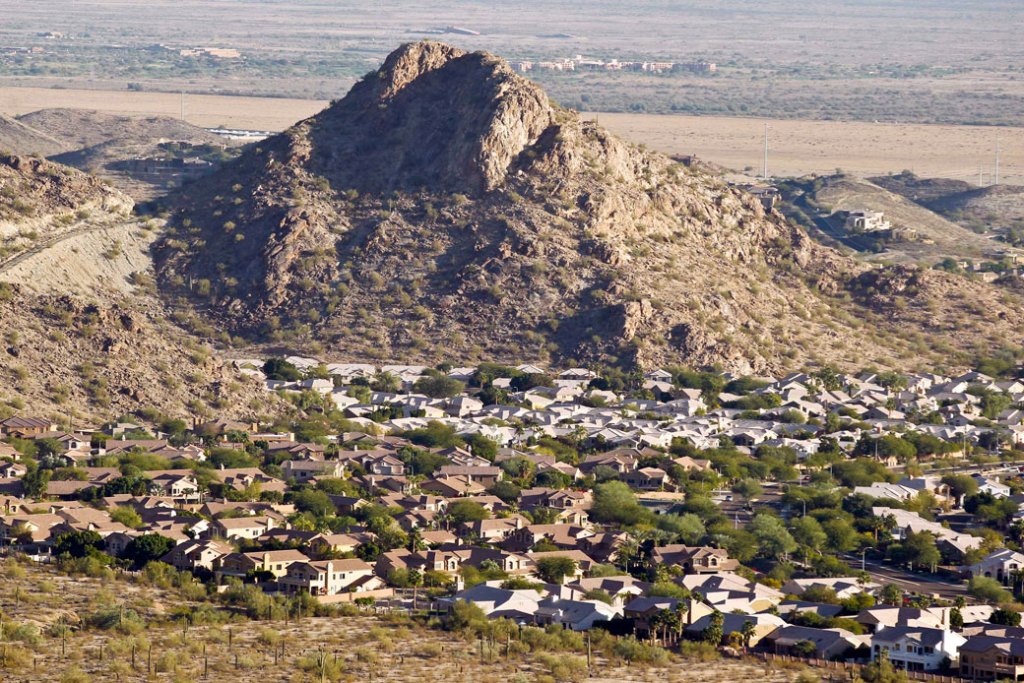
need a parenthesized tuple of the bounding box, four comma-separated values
(0, 154, 279, 420)
(154, 42, 1024, 374)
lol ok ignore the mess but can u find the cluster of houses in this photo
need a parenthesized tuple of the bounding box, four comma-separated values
(514, 55, 716, 75)
(3, 360, 1024, 678)
(240, 359, 1024, 457)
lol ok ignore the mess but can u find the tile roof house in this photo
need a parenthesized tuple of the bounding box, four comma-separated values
(277, 558, 378, 596)
(959, 635, 1024, 680)
(761, 625, 864, 660)
(650, 545, 739, 573)
(685, 612, 786, 647)
(0, 416, 58, 436)
(870, 625, 966, 672)
(856, 607, 947, 633)
(160, 539, 233, 572)
(218, 549, 310, 579)
(965, 548, 1024, 585)
(623, 596, 715, 639)
(209, 515, 279, 541)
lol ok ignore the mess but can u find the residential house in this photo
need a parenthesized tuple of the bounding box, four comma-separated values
(160, 539, 233, 572)
(209, 515, 278, 541)
(782, 577, 880, 600)
(685, 612, 787, 647)
(624, 596, 715, 638)
(650, 545, 738, 574)
(620, 467, 669, 491)
(277, 558, 377, 596)
(761, 625, 863, 660)
(960, 635, 1024, 680)
(0, 417, 58, 436)
(870, 625, 966, 672)
(965, 549, 1024, 585)
(218, 549, 310, 579)
(534, 596, 621, 631)
(856, 607, 946, 633)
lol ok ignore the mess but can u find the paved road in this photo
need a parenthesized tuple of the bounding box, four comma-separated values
(840, 553, 968, 600)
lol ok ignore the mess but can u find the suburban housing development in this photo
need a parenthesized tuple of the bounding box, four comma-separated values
(5, 357, 1024, 679)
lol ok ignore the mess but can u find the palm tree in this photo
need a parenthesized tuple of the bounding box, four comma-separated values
(408, 568, 423, 611)
(647, 610, 668, 645)
(661, 609, 682, 646)
(406, 527, 424, 552)
(740, 620, 757, 652)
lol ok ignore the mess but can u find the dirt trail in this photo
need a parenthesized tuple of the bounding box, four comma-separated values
(0, 218, 158, 296)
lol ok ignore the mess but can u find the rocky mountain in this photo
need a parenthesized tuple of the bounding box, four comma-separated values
(155, 42, 1024, 374)
(0, 154, 277, 420)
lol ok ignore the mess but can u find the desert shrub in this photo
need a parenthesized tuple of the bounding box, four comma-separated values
(677, 640, 721, 661)
(60, 667, 92, 683)
(611, 637, 668, 664)
(84, 606, 146, 635)
(414, 642, 443, 658)
(3, 622, 41, 645)
(537, 652, 588, 682)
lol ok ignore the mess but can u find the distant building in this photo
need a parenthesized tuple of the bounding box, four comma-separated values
(845, 210, 891, 234)
(674, 61, 717, 74)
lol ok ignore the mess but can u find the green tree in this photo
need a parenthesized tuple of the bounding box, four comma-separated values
(822, 518, 860, 553)
(289, 489, 335, 517)
(891, 530, 940, 572)
(403, 421, 462, 448)
(879, 584, 904, 606)
(968, 576, 1014, 605)
(991, 608, 1022, 626)
(656, 513, 706, 545)
(949, 606, 964, 631)
(447, 500, 490, 525)
(123, 534, 175, 569)
(262, 358, 302, 381)
(811, 366, 843, 391)
(790, 516, 827, 556)
(861, 649, 909, 683)
(740, 619, 757, 651)
(22, 467, 51, 499)
(109, 507, 143, 529)
(54, 530, 104, 558)
(413, 375, 465, 399)
(591, 481, 654, 527)
(535, 557, 577, 584)
(941, 474, 979, 501)
(750, 514, 797, 560)
(371, 371, 401, 393)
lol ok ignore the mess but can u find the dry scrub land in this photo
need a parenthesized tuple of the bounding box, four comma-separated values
(0, 87, 1020, 185)
(0, 558, 813, 683)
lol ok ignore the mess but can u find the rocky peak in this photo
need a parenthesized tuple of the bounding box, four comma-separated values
(305, 42, 555, 194)
(370, 41, 468, 102)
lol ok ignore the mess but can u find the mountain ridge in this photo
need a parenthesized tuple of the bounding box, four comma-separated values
(145, 42, 1024, 374)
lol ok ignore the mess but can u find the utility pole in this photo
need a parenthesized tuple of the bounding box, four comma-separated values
(762, 123, 769, 180)
(180, 91, 186, 121)
(995, 139, 1001, 185)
